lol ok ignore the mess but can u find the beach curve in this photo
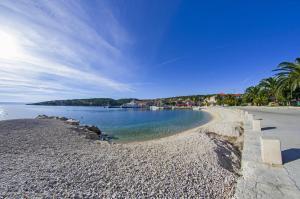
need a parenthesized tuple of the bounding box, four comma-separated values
(0, 107, 243, 198)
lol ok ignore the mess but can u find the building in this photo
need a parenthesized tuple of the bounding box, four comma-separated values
(121, 100, 139, 108)
(184, 100, 195, 107)
(205, 95, 217, 106)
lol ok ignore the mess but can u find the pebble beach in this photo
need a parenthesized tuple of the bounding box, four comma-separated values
(0, 108, 242, 198)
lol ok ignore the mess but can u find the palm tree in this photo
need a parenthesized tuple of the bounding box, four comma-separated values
(243, 86, 261, 105)
(259, 77, 278, 102)
(216, 95, 224, 106)
(273, 57, 300, 105)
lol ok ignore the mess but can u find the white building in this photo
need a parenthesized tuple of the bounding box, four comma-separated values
(122, 100, 139, 108)
(205, 95, 217, 106)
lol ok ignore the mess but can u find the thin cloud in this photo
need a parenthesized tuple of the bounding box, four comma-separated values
(153, 57, 182, 68)
(0, 0, 135, 101)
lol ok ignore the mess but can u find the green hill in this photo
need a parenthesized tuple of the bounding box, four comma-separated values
(29, 98, 136, 106)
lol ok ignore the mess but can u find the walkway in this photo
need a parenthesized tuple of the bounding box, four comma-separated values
(234, 107, 300, 198)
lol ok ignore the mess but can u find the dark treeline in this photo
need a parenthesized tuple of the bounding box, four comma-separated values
(30, 96, 211, 107)
(30, 98, 137, 106)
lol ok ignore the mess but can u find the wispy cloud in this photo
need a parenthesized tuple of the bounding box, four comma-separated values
(0, 0, 135, 102)
(153, 57, 182, 68)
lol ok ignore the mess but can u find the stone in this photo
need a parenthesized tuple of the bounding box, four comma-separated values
(65, 119, 80, 125)
(252, 120, 261, 132)
(86, 126, 101, 135)
(36, 115, 48, 119)
(85, 132, 99, 140)
(59, 117, 68, 121)
(260, 137, 282, 165)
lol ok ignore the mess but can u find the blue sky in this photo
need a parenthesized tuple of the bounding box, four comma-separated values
(0, 0, 300, 102)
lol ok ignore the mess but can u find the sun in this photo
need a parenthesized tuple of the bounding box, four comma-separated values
(0, 30, 22, 59)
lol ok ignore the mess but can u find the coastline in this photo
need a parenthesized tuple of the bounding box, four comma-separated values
(0, 107, 242, 198)
(123, 109, 214, 145)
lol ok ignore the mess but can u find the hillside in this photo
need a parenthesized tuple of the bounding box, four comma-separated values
(29, 94, 218, 107)
(29, 98, 136, 106)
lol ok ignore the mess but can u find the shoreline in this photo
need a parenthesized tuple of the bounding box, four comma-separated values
(123, 107, 243, 154)
(121, 109, 215, 145)
(0, 105, 213, 143)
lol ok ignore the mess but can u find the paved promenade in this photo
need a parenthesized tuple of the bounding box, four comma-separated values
(235, 107, 300, 198)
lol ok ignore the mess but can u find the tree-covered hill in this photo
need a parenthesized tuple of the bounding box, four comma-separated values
(29, 98, 137, 106)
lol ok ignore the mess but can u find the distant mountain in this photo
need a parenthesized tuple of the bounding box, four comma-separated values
(29, 98, 137, 106)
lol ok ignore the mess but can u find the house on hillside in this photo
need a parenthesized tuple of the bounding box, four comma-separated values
(122, 100, 139, 108)
(184, 100, 195, 107)
(204, 95, 217, 106)
(136, 100, 154, 108)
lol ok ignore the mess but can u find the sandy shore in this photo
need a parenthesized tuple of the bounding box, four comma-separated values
(0, 108, 242, 198)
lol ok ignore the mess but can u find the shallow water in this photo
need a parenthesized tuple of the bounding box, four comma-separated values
(0, 103, 210, 142)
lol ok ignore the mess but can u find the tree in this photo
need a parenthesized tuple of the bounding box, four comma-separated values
(259, 77, 278, 102)
(216, 95, 224, 106)
(243, 86, 261, 105)
(253, 93, 269, 106)
(223, 95, 237, 106)
(273, 58, 300, 104)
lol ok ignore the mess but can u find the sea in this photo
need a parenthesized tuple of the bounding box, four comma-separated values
(0, 103, 210, 142)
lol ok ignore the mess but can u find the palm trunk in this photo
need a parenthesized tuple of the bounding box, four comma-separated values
(290, 90, 293, 106)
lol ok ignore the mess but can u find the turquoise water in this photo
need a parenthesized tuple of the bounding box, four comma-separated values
(0, 103, 210, 142)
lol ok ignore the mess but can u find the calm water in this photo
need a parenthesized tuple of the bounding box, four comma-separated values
(0, 103, 210, 142)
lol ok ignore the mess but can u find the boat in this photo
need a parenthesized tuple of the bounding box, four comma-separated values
(192, 106, 201, 111)
(150, 106, 161, 111)
(121, 100, 140, 108)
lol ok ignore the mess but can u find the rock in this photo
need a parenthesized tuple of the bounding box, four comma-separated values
(65, 119, 80, 125)
(100, 134, 113, 141)
(36, 115, 60, 120)
(36, 116, 80, 127)
(86, 126, 101, 135)
(59, 117, 68, 121)
(36, 115, 48, 119)
(85, 132, 99, 140)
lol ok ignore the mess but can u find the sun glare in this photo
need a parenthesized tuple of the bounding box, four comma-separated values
(0, 30, 22, 59)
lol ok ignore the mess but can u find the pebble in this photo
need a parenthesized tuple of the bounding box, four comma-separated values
(0, 118, 241, 198)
